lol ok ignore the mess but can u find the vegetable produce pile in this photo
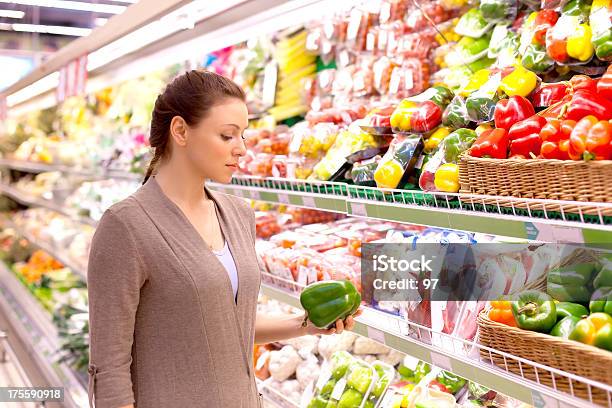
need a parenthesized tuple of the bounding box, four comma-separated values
(488, 250, 612, 352)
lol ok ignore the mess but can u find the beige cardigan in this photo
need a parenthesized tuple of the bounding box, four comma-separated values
(87, 178, 262, 408)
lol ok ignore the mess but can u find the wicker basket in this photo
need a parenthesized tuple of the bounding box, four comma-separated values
(478, 311, 612, 405)
(459, 155, 612, 216)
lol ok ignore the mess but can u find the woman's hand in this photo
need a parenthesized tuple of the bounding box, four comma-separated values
(303, 309, 363, 336)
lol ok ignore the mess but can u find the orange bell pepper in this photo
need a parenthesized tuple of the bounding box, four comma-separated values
(569, 115, 612, 160)
(489, 300, 517, 327)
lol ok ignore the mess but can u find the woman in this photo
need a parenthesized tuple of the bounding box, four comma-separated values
(87, 70, 359, 408)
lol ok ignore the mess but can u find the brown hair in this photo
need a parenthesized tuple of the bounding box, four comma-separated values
(143, 69, 246, 184)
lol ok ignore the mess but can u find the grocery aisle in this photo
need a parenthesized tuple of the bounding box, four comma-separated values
(0, 0, 611, 408)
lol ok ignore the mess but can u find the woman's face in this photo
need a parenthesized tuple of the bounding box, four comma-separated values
(181, 98, 249, 183)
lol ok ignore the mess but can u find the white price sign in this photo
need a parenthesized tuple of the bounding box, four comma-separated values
(278, 193, 290, 204)
(249, 190, 261, 200)
(303, 196, 316, 207)
(366, 326, 386, 345)
(351, 202, 367, 217)
(430, 352, 452, 372)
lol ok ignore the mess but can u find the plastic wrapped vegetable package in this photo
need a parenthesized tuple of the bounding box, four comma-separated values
(374, 135, 424, 189)
(390, 86, 454, 133)
(546, 0, 595, 64)
(591, 0, 612, 60)
(419, 129, 477, 192)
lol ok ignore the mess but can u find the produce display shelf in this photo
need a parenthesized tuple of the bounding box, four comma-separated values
(260, 273, 612, 408)
(0, 182, 99, 227)
(256, 378, 301, 408)
(0, 262, 88, 408)
(0, 158, 142, 181)
(207, 176, 612, 245)
(6, 219, 88, 281)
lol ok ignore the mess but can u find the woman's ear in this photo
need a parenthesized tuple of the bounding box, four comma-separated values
(170, 116, 188, 147)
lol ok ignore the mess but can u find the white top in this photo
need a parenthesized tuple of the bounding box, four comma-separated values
(212, 241, 239, 301)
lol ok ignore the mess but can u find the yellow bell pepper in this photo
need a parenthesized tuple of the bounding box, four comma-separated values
(499, 65, 538, 97)
(567, 24, 595, 62)
(460, 69, 491, 97)
(374, 159, 405, 189)
(434, 163, 460, 192)
(475, 123, 494, 137)
(390, 100, 418, 131)
(424, 126, 452, 153)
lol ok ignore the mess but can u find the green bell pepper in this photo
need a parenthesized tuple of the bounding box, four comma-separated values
(442, 97, 470, 130)
(346, 365, 373, 395)
(522, 43, 554, 74)
(512, 290, 557, 332)
(547, 263, 598, 303)
(563, 0, 592, 18)
(370, 364, 390, 399)
(551, 315, 581, 339)
(443, 129, 477, 163)
(479, 0, 510, 21)
(556, 302, 589, 320)
(591, 0, 612, 60)
(300, 280, 361, 328)
(594, 259, 612, 289)
(436, 371, 467, 394)
(466, 95, 498, 123)
(590, 287, 612, 315)
(326, 400, 339, 408)
(467, 57, 495, 73)
(429, 86, 455, 111)
(338, 389, 363, 408)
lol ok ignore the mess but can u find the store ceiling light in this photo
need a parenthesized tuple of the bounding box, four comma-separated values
(0, 0, 126, 14)
(0, 9, 24, 18)
(1, 22, 92, 36)
(87, 0, 247, 71)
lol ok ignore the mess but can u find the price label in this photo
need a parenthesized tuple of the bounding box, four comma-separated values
(351, 202, 367, 217)
(303, 196, 316, 207)
(278, 193, 290, 204)
(307, 268, 318, 285)
(330, 378, 347, 400)
(249, 190, 261, 200)
(366, 326, 386, 345)
(429, 352, 452, 372)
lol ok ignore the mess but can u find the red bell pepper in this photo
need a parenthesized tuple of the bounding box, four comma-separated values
(494, 96, 536, 131)
(566, 90, 612, 121)
(569, 75, 598, 94)
(569, 116, 612, 160)
(539, 118, 575, 159)
(533, 10, 559, 46)
(597, 65, 612, 100)
(508, 115, 547, 158)
(470, 128, 509, 159)
(531, 82, 568, 108)
(411, 101, 443, 133)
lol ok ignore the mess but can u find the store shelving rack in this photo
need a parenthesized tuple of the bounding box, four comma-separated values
(0, 158, 142, 182)
(209, 175, 612, 246)
(0, 263, 88, 408)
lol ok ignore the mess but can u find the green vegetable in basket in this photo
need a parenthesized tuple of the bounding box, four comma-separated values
(512, 290, 557, 332)
(547, 263, 599, 303)
(550, 315, 581, 339)
(594, 257, 612, 289)
(556, 302, 589, 320)
(590, 286, 612, 315)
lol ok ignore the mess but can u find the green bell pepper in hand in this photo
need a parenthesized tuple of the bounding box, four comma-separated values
(512, 290, 557, 332)
(551, 315, 581, 338)
(300, 280, 361, 328)
(436, 371, 467, 394)
(556, 302, 589, 320)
